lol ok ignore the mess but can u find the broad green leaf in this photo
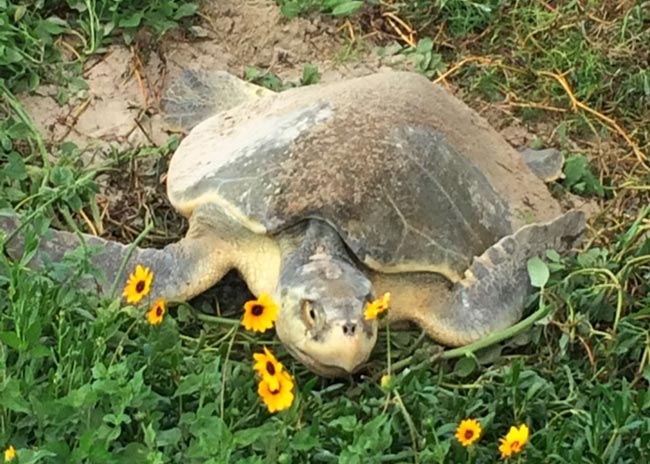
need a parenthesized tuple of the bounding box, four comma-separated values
(14, 4, 27, 22)
(454, 355, 477, 378)
(174, 3, 197, 19)
(174, 373, 203, 397)
(49, 165, 73, 186)
(527, 257, 549, 288)
(119, 12, 143, 28)
(331, 1, 363, 16)
(0, 331, 21, 349)
(0, 377, 31, 413)
(156, 427, 182, 447)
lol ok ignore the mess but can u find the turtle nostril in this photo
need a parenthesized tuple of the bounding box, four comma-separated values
(342, 322, 357, 336)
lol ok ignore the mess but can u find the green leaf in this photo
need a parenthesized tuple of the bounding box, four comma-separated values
(49, 165, 73, 186)
(563, 154, 588, 185)
(301, 64, 320, 85)
(3, 152, 27, 180)
(38, 17, 68, 35)
(453, 355, 477, 378)
(6, 121, 32, 139)
(331, 1, 363, 16)
(562, 154, 604, 197)
(475, 344, 503, 365)
(29, 344, 51, 358)
(7, 449, 56, 464)
(291, 428, 319, 451)
(280, 3, 301, 18)
(3, 187, 26, 201)
(156, 427, 182, 447)
(0, 331, 21, 349)
(527, 257, 549, 288)
(546, 249, 561, 262)
(119, 12, 143, 29)
(14, 4, 27, 22)
(174, 373, 203, 397)
(233, 423, 277, 447)
(24, 319, 42, 345)
(174, 3, 197, 19)
(329, 415, 357, 432)
(416, 37, 434, 53)
(0, 377, 31, 413)
(1, 46, 23, 64)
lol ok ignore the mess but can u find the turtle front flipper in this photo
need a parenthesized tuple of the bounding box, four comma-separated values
(374, 210, 585, 346)
(162, 70, 275, 132)
(1, 205, 280, 303)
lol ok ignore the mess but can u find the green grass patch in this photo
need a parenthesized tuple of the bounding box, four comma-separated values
(0, 0, 197, 93)
(2, 0, 650, 462)
(3, 205, 650, 462)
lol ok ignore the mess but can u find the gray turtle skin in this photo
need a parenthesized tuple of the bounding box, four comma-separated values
(167, 72, 566, 280)
(1, 71, 585, 377)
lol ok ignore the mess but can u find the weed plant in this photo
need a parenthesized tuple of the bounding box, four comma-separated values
(1, 1, 650, 462)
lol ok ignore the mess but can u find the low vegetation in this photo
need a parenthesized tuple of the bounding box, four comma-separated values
(1, 0, 649, 462)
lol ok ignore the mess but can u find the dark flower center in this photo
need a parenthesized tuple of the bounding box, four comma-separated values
(266, 361, 276, 376)
(464, 430, 474, 440)
(270, 386, 280, 395)
(512, 441, 520, 449)
(136, 280, 145, 293)
(251, 304, 264, 316)
(156, 306, 163, 317)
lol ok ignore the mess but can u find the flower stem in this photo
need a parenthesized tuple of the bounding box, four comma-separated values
(196, 313, 242, 326)
(386, 322, 392, 375)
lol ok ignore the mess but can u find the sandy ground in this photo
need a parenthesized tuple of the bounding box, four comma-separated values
(20, 0, 408, 154)
(21, 0, 560, 157)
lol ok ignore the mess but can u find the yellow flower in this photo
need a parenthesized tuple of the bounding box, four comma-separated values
(499, 424, 530, 458)
(146, 298, 166, 325)
(123, 264, 154, 304)
(4, 445, 16, 462)
(380, 374, 392, 390)
(253, 346, 284, 391)
(242, 293, 279, 333)
(455, 418, 482, 447)
(257, 369, 295, 413)
(364, 292, 391, 320)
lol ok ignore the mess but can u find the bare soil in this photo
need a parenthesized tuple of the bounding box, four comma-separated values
(21, 0, 400, 153)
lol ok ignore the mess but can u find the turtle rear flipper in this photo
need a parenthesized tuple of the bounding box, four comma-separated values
(374, 210, 585, 346)
(162, 70, 275, 132)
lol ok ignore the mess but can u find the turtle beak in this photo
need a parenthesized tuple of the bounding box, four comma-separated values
(281, 311, 378, 377)
(308, 317, 377, 373)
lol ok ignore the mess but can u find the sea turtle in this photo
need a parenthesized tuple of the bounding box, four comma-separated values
(1, 71, 585, 377)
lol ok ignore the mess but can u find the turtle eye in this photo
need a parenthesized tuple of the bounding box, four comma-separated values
(301, 299, 317, 328)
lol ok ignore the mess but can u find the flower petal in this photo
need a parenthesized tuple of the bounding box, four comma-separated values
(454, 418, 482, 447)
(257, 369, 295, 413)
(146, 298, 166, 325)
(364, 292, 391, 320)
(242, 293, 279, 332)
(123, 264, 154, 304)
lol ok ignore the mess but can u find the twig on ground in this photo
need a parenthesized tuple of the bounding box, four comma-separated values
(538, 70, 647, 168)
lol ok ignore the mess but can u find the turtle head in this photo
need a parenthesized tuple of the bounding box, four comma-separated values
(275, 258, 378, 377)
